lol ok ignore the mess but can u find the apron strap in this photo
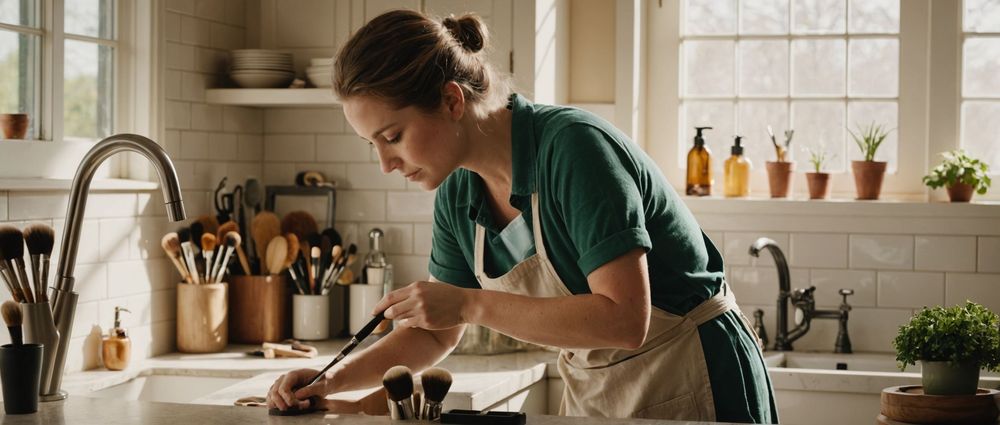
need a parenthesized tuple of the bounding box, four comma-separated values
(473, 193, 545, 282)
(474, 223, 485, 282)
(529, 194, 548, 260)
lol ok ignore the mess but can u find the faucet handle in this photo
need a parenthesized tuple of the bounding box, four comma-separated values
(838, 288, 854, 310)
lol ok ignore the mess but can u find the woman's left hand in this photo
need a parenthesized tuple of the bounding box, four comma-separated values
(374, 281, 473, 330)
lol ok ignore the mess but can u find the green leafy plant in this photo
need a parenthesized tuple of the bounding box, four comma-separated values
(848, 121, 893, 162)
(922, 149, 992, 195)
(804, 146, 835, 173)
(893, 301, 1000, 372)
(767, 125, 794, 162)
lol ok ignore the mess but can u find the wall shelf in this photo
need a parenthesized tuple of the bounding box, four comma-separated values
(205, 88, 340, 107)
(0, 178, 159, 192)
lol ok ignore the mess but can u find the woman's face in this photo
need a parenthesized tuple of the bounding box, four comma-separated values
(342, 95, 466, 191)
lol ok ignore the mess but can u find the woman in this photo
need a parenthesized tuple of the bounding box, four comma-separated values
(268, 9, 777, 423)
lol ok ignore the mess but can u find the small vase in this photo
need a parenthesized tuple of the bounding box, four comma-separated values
(947, 183, 975, 203)
(851, 160, 887, 200)
(765, 161, 794, 198)
(805, 172, 830, 200)
(921, 360, 980, 395)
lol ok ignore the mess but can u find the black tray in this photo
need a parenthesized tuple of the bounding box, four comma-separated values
(441, 410, 527, 425)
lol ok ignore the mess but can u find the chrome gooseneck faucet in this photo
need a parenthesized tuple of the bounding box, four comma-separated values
(748, 238, 794, 351)
(43, 134, 186, 401)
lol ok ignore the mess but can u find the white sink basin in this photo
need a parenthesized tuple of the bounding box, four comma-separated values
(81, 375, 245, 404)
(764, 351, 1000, 377)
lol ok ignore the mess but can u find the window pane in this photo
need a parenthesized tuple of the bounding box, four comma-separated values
(739, 40, 788, 96)
(681, 101, 735, 170)
(793, 0, 846, 34)
(792, 39, 846, 96)
(684, 41, 735, 97)
(0, 0, 37, 27)
(738, 101, 789, 166)
(684, 0, 736, 35)
(961, 102, 1000, 175)
(64, 40, 113, 140)
(849, 38, 898, 97)
(965, 0, 1000, 33)
(963, 37, 1000, 97)
(849, 0, 899, 33)
(0, 30, 39, 139)
(65, 0, 114, 39)
(792, 101, 846, 172)
(740, 0, 788, 35)
(847, 101, 898, 170)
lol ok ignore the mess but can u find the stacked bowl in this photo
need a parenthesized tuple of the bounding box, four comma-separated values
(306, 58, 333, 88)
(230, 49, 295, 88)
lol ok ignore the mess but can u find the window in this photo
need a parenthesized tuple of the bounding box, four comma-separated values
(961, 0, 1000, 176)
(0, 0, 116, 142)
(679, 0, 900, 174)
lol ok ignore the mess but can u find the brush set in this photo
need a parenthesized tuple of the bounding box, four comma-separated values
(382, 365, 454, 421)
(162, 215, 242, 284)
(0, 224, 55, 306)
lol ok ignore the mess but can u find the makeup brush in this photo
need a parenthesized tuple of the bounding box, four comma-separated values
(0, 262, 23, 303)
(23, 224, 54, 303)
(309, 246, 321, 294)
(218, 221, 250, 275)
(197, 215, 220, 241)
(320, 244, 343, 290)
(178, 228, 200, 284)
(201, 233, 217, 283)
(252, 212, 281, 274)
(330, 244, 358, 288)
(303, 234, 321, 291)
(190, 222, 204, 256)
(280, 211, 318, 242)
(319, 235, 332, 289)
(284, 234, 306, 294)
(214, 232, 240, 283)
(266, 236, 288, 277)
(420, 367, 453, 421)
(2, 301, 22, 346)
(161, 233, 192, 284)
(268, 311, 386, 416)
(383, 366, 416, 420)
(0, 225, 34, 303)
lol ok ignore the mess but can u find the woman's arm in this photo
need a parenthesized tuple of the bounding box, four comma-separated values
(379, 248, 651, 350)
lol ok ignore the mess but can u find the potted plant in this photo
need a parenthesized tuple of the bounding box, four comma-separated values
(848, 121, 892, 200)
(765, 125, 794, 198)
(804, 145, 835, 200)
(922, 149, 992, 203)
(893, 301, 1000, 395)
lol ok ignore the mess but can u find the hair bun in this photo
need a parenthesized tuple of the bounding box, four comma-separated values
(443, 14, 488, 53)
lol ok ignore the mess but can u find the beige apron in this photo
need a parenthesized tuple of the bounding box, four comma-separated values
(474, 194, 755, 420)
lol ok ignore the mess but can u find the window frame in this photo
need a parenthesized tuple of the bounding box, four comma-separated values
(958, 2, 1000, 180)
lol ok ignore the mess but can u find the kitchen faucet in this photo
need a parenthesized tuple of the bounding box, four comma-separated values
(748, 238, 853, 353)
(42, 134, 185, 400)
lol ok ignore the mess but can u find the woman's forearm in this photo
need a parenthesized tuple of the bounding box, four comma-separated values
(327, 326, 458, 393)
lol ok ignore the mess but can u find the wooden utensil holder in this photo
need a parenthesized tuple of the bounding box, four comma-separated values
(228, 275, 291, 343)
(176, 282, 228, 353)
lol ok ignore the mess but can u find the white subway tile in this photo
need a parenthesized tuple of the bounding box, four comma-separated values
(790, 233, 848, 268)
(728, 267, 778, 305)
(798, 307, 912, 353)
(71, 301, 101, 344)
(190, 103, 223, 131)
(166, 101, 191, 130)
(192, 161, 230, 192)
(99, 293, 155, 327)
(263, 163, 296, 186)
(85, 194, 139, 218)
(8, 193, 66, 220)
(212, 23, 243, 50)
(811, 269, 876, 308)
(915, 235, 977, 272)
(153, 287, 178, 323)
(207, 133, 238, 161)
(273, 195, 331, 225)
(877, 271, 945, 308)
(227, 162, 263, 184)
(52, 219, 100, 265)
(788, 312, 840, 352)
(224, 0, 246, 26)
(133, 217, 168, 260)
(100, 218, 135, 261)
(179, 131, 209, 160)
(181, 72, 207, 102)
(0, 193, 7, 221)
(174, 161, 198, 190)
(264, 134, 315, 162)
(723, 231, 788, 267)
(164, 12, 182, 42)
(237, 134, 263, 161)
(358, 223, 413, 255)
(107, 259, 175, 297)
(386, 191, 434, 223)
(197, 47, 227, 73)
(337, 190, 386, 222)
(265, 109, 342, 133)
(978, 237, 1000, 273)
(181, 15, 211, 46)
(335, 222, 360, 248)
(165, 70, 183, 100)
(414, 223, 432, 255)
(165, 42, 195, 71)
(196, 0, 226, 22)
(179, 190, 210, 218)
(946, 273, 1000, 313)
(392, 255, 433, 287)
(223, 106, 263, 133)
(163, 130, 181, 158)
(137, 190, 166, 218)
(849, 234, 914, 270)
(167, 0, 194, 14)
(152, 320, 177, 356)
(74, 263, 108, 302)
(316, 134, 371, 162)
(345, 163, 406, 190)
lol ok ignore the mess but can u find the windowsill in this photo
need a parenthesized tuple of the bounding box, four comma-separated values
(0, 178, 159, 192)
(683, 195, 1000, 218)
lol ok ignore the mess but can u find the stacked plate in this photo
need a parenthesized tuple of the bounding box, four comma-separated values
(307, 57, 333, 88)
(230, 49, 295, 88)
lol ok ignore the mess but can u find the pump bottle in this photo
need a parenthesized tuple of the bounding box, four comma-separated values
(102, 306, 131, 371)
(686, 127, 713, 196)
(724, 135, 752, 197)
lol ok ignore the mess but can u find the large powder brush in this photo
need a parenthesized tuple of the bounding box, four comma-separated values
(420, 367, 453, 421)
(23, 224, 54, 303)
(383, 365, 416, 420)
(0, 225, 33, 303)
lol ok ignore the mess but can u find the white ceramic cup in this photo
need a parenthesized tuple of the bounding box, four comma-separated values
(349, 284, 385, 335)
(293, 294, 330, 340)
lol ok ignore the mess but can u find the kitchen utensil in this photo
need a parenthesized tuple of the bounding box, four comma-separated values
(265, 236, 288, 277)
(251, 212, 281, 274)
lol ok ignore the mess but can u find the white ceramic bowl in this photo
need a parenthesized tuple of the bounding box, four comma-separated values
(310, 57, 334, 66)
(307, 71, 333, 87)
(230, 71, 295, 88)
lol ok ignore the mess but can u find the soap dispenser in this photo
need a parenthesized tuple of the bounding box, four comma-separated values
(102, 306, 131, 371)
(724, 135, 752, 198)
(686, 126, 713, 196)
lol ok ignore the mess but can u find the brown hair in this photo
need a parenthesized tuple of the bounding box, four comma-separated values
(333, 9, 511, 119)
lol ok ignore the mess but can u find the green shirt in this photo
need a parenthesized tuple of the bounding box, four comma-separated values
(430, 94, 777, 423)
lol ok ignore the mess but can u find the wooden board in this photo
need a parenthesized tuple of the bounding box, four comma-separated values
(881, 385, 1000, 425)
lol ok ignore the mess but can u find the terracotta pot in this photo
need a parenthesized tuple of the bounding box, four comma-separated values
(765, 161, 794, 198)
(806, 172, 830, 200)
(947, 182, 975, 203)
(0, 113, 29, 139)
(851, 160, 887, 200)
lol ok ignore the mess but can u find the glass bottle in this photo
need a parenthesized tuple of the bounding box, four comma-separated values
(686, 126, 713, 196)
(724, 135, 752, 197)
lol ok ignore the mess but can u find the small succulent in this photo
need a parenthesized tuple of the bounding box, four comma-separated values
(923, 149, 992, 195)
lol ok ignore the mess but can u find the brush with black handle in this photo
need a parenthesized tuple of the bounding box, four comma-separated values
(23, 224, 54, 303)
(269, 311, 386, 416)
(0, 226, 34, 304)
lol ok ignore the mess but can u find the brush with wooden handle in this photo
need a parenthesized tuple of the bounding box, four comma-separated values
(252, 212, 281, 275)
(265, 236, 288, 277)
(161, 233, 192, 284)
(0, 226, 35, 303)
(218, 221, 250, 275)
(2, 301, 22, 346)
(23, 224, 54, 303)
(201, 233, 217, 283)
(178, 228, 200, 284)
(213, 232, 241, 284)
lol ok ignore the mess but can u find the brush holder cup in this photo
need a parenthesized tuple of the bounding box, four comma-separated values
(349, 284, 385, 335)
(176, 282, 228, 353)
(228, 275, 291, 343)
(292, 294, 330, 340)
(0, 343, 43, 414)
(20, 303, 58, 398)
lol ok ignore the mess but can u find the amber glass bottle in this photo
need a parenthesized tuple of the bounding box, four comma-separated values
(724, 136, 751, 197)
(686, 127, 713, 196)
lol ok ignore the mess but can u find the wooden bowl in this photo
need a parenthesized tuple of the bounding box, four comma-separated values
(881, 385, 999, 424)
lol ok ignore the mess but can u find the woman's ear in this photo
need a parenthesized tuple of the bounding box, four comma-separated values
(441, 81, 466, 121)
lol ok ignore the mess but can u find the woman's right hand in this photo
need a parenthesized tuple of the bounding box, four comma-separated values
(267, 368, 330, 411)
